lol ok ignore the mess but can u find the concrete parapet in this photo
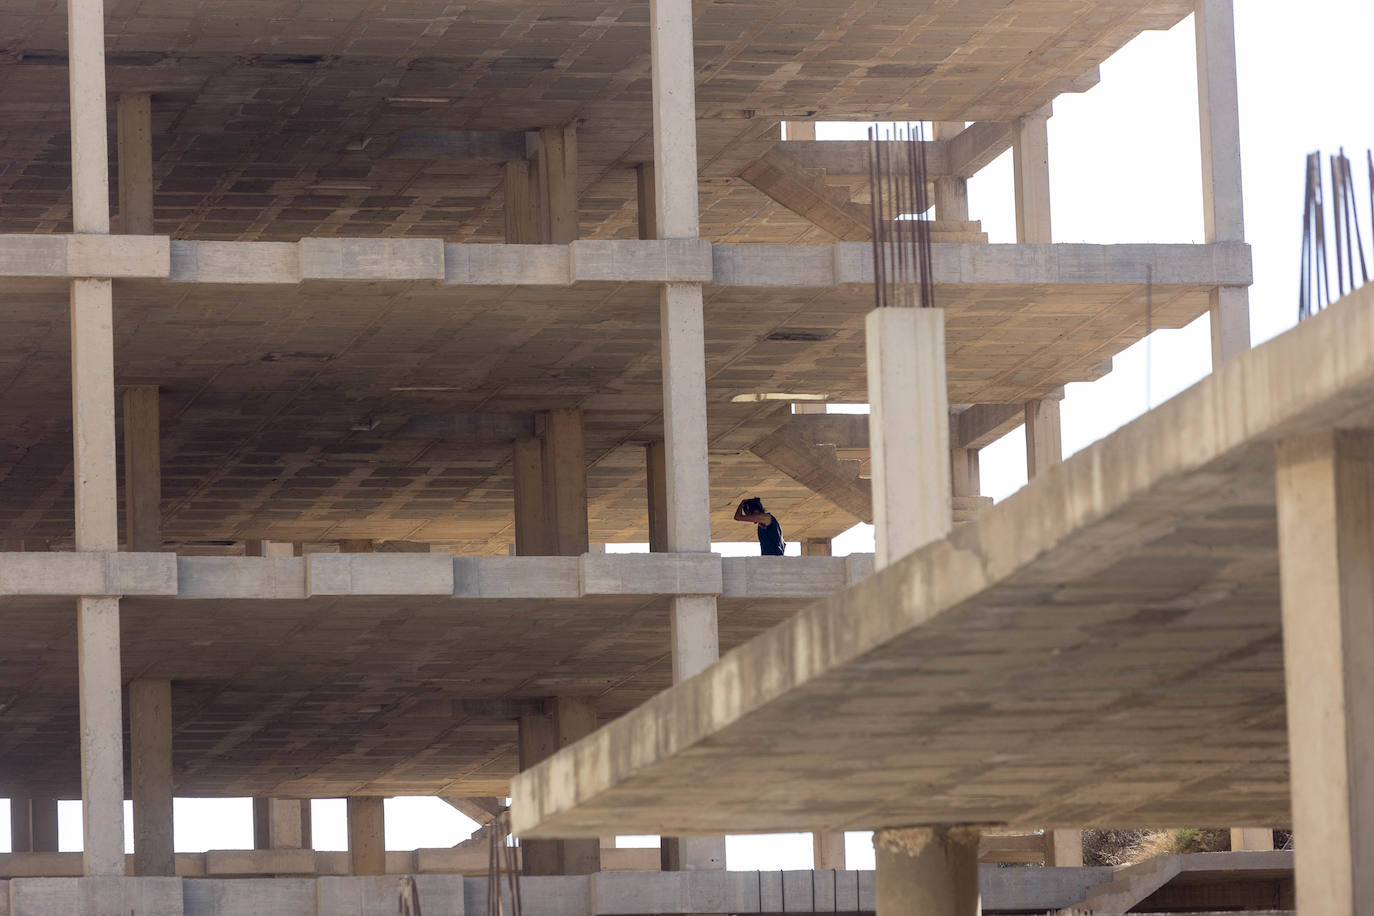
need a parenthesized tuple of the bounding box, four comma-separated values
(569, 240, 713, 284)
(181, 877, 315, 916)
(453, 556, 581, 598)
(0, 551, 176, 596)
(318, 875, 464, 915)
(8, 877, 182, 916)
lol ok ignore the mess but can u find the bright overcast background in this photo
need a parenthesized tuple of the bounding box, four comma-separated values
(6, 0, 1373, 872)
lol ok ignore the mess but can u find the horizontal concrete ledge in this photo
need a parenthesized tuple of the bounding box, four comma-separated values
(0, 551, 177, 596)
(0, 236, 1250, 293)
(0, 864, 1146, 914)
(167, 554, 875, 600)
(714, 241, 1253, 287)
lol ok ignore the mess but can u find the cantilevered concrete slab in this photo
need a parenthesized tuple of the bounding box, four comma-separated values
(512, 287, 1374, 840)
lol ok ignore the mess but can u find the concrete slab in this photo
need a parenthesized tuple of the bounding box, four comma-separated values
(512, 286, 1374, 839)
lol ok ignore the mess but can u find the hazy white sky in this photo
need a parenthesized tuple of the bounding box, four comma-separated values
(9, 0, 1374, 872)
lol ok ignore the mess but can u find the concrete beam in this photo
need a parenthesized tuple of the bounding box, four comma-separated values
(770, 140, 948, 180)
(945, 120, 1018, 178)
(738, 149, 871, 241)
(130, 679, 174, 877)
(0, 551, 177, 596)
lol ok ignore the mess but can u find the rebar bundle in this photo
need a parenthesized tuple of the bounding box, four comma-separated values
(867, 122, 935, 309)
(1300, 148, 1373, 321)
(486, 811, 522, 916)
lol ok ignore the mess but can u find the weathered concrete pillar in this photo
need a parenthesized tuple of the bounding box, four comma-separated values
(636, 163, 657, 241)
(783, 121, 816, 141)
(504, 159, 538, 244)
(1275, 430, 1374, 914)
(122, 385, 161, 552)
(542, 409, 589, 556)
(254, 798, 311, 850)
(537, 124, 578, 244)
(932, 121, 969, 222)
(875, 827, 981, 915)
(129, 678, 174, 876)
(346, 796, 386, 876)
(10, 798, 59, 853)
(1195, 0, 1250, 365)
(116, 92, 153, 235)
(646, 440, 669, 553)
(518, 698, 601, 875)
(1024, 397, 1063, 480)
(801, 537, 831, 557)
(1230, 827, 1274, 852)
(866, 308, 950, 568)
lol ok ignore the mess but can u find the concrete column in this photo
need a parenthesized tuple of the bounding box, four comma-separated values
(646, 440, 669, 553)
(122, 385, 161, 552)
(1012, 113, 1051, 245)
(537, 124, 578, 244)
(801, 538, 831, 557)
(513, 436, 550, 556)
(652, 0, 724, 876)
(68, 0, 124, 878)
(951, 448, 980, 497)
(78, 597, 124, 876)
(650, 0, 700, 241)
(245, 540, 294, 558)
(1195, 0, 1250, 365)
(866, 308, 950, 569)
(504, 160, 538, 244)
(518, 699, 600, 875)
(874, 827, 980, 916)
(932, 121, 969, 222)
(814, 830, 845, 871)
(10, 798, 59, 853)
(337, 539, 374, 553)
(116, 92, 153, 235)
(1230, 828, 1274, 852)
(1275, 430, 1374, 914)
(636, 164, 657, 241)
(346, 796, 386, 876)
(783, 121, 816, 141)
(129, 678, 174, 876)
(1024, 397, 1063, 480)
(254, 798, 311, 850)
(1045, 829, 1083, 867)
(542, 409, 589, 556)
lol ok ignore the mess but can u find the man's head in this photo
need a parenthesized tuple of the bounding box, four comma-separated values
(741, 497, 765, 515)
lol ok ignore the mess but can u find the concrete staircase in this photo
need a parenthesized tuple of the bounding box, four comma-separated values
(1056, 854, 1182, 914)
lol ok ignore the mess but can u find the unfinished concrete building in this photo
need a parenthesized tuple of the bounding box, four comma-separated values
(0, 0, 1334, 912)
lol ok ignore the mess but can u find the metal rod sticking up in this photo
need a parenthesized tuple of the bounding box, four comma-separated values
(1299, 151, 1330, 321)
(868, 121, 935, 309)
